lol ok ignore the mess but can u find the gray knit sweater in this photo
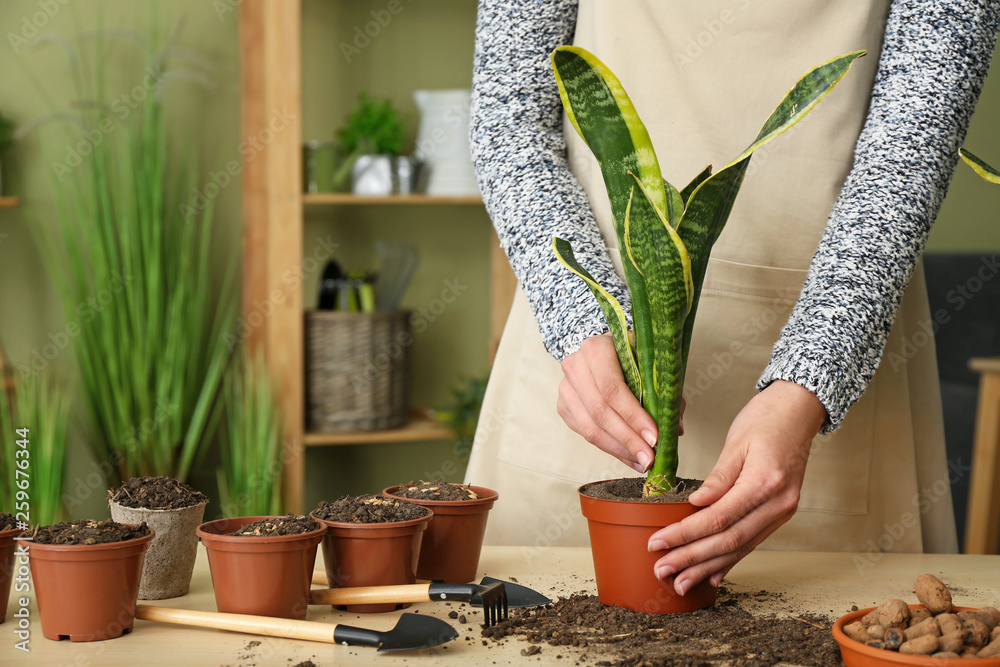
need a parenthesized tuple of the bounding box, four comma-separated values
(470, 0, 999, 431)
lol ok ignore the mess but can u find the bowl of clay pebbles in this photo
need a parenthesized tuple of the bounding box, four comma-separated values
(196, 514, 325, 620)
(833, 573, 1000, 665)
(108, 475, 209, 600)
(0, 512, 24, 624)
(311, 494, 431, 612)
(383, 480, 497, 582)
(28, 519, 153, 641)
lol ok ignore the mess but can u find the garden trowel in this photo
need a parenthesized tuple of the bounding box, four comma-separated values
(135, 604, 458, 652)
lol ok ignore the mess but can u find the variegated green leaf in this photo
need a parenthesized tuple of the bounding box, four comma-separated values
(960, 148, 1000, 184)
(678, 165, 713, 204)
(623, 178, 692, 491)
(553, 237, 642, 401)
(552, 46, 666, 409)
(676, 50, 865, 366)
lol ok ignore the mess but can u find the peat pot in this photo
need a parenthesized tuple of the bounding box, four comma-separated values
(383, 484, 497, 583)
(310, 508, 431, 613)
(109, 498, 208, 599)
(197, 516, 325, 620)
(28, 526, 154, 641)
(579, 480, 717, 614)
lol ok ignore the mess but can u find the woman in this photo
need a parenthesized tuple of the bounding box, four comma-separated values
(466, 0, 999, 596)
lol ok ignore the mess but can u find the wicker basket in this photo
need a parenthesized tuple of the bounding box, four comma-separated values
(305, 310, 412, 433)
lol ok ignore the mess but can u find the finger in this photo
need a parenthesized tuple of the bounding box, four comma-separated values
(666, 511, 793, 596)
(564, 361, 654, 470)
(687, 445, 743, 507)
(649, 472, 792, 551)
(559, 382, 646, 473)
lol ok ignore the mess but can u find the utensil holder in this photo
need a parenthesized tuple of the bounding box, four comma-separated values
(305, 310, 411, 433)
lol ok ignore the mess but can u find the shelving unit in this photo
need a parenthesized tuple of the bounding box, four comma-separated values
(0, 197, 19, 208)
(239, 1, 516, 513)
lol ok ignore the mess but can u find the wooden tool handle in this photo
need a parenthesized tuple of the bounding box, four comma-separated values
(310, 584, 433, 606)
(136, 604, 337, 644)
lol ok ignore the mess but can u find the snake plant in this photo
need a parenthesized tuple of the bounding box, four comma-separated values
(959, 148, 1000, 184)
(551, 47, 865, 496)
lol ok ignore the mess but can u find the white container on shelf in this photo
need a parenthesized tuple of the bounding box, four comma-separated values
(413, 89, 480, 196)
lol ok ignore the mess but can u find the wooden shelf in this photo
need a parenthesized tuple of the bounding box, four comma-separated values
(0, 197, 19, 208)
(304, 415, 452, 446)
(303, 193, 482, 206)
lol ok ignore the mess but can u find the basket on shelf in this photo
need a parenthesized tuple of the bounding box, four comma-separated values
(305, 310, 412, 433)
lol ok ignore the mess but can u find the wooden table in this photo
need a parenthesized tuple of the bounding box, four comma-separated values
(8, 546, 1000, 665)
(967, 357, 1000, 554)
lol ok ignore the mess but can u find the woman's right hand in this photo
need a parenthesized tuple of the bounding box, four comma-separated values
(557, 333, 664, 473)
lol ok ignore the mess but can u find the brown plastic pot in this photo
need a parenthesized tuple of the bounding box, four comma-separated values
(0, 525, 24, 624)
(310, 508, 431, 613)
(383, 484, 497, 582)
(28, 526, 154, 641)
(833, 605, 1000, 666)
(579, 480, 717, 614)
(196, 516, 325, 620)
(109, 499, 208, 599)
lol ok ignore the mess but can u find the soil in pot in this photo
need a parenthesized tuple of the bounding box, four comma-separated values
(28, 519, 153, 641)
(228, 514, 319, 536)
(0, 512, 22, 624)
(579, 477, 717, 614)
(581, 476, 702, 502)
(384, 480, 498, 583)
(197, 514, 324, 620)
(482, 587, 842, 666)
(312, 495, 431, 613)
(108, 476, 208, 600)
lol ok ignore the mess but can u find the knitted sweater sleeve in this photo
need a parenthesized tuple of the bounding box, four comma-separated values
(470, 0, 629, 361)
(758, 0, 1000, 432)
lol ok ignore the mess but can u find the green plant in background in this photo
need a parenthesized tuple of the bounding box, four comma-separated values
(550, 46, 864, 496)
(435, 372, 490, 459)
(0, 110, 14, 155)
(960, 148, 1000, 184)
(338, 93, 406, 156)
(217, 351, 283, 517)
(32, 25, 234, 482)
(0, 373, 70, 525)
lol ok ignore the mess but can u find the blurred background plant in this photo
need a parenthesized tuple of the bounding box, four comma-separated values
(1, 343, 69, 525)
(338, 93, 405, 156)
(22, 20, 234, 483)
(434, 372, 489, 459)
(0, 108, 15, 196)
(217, 350, 283, 518)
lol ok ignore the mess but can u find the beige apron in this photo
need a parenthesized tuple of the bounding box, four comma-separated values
(466, 0, 958, 555)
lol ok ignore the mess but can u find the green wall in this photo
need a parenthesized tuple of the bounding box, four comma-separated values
(0, 1, 996, 520)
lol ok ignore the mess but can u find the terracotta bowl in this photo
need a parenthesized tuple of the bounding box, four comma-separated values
(832, 605, 1000, 666)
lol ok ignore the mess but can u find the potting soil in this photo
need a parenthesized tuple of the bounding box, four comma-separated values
(581, 477, 703, 503)
(393, 479, 479, 501)
(482, 588, 843, 666)
(228, 514, 318, 536)
(0, 512, 17, 531)
(108, 475, 208, 510)
(313, 494, 430, 523)
(31, 519, 150, 545)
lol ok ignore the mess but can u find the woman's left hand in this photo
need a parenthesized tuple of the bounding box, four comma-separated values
(645, 380, 827, 596)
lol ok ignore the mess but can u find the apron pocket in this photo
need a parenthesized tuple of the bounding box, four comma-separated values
(683, 258, 873, 516)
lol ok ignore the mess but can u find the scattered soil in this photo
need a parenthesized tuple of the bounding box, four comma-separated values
(31, 519, 150, 545)
(581, 476, 703, 503)
(392, 479, 480, 501)
(313, 495, 430, 524)
(0, 512, 18, 531)
(482, 588, 841, 666)
(291, 662, 317, 667)
(108, 475, 208, 510)
(229, 514, 319, 537)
